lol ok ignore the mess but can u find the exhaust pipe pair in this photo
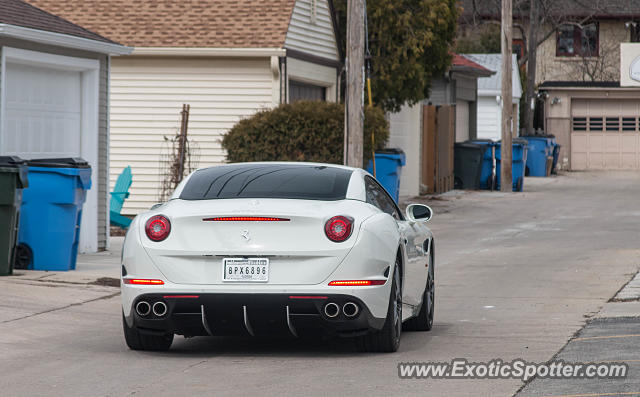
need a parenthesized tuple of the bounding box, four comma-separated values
(323, 302, 359, 318)
(135, 301, 168, 317)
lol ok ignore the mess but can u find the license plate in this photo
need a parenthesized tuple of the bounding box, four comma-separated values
(222, 258, 269, 282)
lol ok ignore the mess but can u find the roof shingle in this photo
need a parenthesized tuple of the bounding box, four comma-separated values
(26, 0, 298, 48)
(0, 0, 117, 44)
(451, 53, 491, 72)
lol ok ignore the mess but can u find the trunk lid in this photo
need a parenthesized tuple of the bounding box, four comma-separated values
(140, 198, 366, 285)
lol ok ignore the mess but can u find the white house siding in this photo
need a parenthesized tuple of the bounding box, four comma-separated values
(477, 96, 501, 140)
(110, 57, 275, 215)
(387, 104, 422, 198)
(285, 0, 339, 61)
(455, 100, 470, 142)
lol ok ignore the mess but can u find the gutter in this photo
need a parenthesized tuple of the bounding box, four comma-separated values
(0, 23, 131, 55)
(132, 47, 287, 57)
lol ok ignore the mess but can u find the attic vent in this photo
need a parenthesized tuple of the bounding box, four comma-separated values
(310, 0, 317, 24)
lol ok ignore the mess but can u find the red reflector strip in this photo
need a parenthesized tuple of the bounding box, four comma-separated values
(203, 217, 290, 222)
(289, 296, 328, 299)
(328, 280, 386, 286)
(163, 295, 199, 299)
(123, 278, 164, 285)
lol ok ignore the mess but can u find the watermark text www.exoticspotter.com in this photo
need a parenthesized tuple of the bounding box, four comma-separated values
(398, 359, 628, 381)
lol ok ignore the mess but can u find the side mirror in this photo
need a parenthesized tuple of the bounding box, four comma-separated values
(405, 204, 433, 222)
(150, 203, 163, 210)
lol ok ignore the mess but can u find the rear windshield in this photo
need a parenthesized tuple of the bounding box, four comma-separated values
(179, 164, 353, 201)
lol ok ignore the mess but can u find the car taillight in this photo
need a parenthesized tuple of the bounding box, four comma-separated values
(328, 280, 386, 286)
(324, 216, 353, 242)
(123, 278, 164, 285)
(145, 215, 171, 242)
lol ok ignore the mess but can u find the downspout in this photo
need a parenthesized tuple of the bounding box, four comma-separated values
(105, 55, 111, 250)
(270, 55, 281, 105)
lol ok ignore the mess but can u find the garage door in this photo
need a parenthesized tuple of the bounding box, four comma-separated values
(2, 63, 82, 157)
(571, 99, 640, 169)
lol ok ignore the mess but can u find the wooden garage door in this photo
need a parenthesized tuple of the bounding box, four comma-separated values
(571, 99, 640, 169)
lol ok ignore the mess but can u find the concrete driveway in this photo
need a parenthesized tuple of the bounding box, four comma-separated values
(1, 171, 639, 397)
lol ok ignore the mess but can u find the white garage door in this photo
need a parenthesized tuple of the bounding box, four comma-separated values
(2, 63, 82, 157)
(0, 47, 100, 253)
(571, 99, 640, 169)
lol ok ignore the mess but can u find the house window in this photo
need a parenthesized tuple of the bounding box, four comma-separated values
(289, 80, 326, 102)
(556, 23, 598, 57)
(631, 23, 640, 43)
(512, 39, 525, 60)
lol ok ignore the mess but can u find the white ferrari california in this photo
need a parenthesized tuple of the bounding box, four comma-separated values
(121, 162, 434, 352)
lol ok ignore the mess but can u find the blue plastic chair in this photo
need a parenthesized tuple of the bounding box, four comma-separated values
(110, 166, 132, 229)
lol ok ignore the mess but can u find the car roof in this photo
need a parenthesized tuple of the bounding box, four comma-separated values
(195, 161, 361, 173)
(171, 162, 368, 201)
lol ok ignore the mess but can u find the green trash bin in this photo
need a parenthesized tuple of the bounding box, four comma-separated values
(0, 156, 28, 276)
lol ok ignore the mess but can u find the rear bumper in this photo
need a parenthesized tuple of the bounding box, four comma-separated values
(128, 293, 386, 338)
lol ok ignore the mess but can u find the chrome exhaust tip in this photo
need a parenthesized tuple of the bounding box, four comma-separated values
(152, 301, 168, 317)
(324, 302, 340, 318)
(135, 301, 151, 317)
(343, 302, 359, 318)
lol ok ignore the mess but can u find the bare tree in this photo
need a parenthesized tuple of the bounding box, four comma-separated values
(459, 0, 612, 134)
(560, 36, 620, 82)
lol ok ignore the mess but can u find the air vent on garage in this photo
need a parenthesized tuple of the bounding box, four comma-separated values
(572, 117, 587, 131)
(622, 117, 637, 131)
(606, 117, 620, 131)
(589, 117, 603, 131)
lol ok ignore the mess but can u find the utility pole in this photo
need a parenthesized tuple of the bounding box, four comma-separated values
(524, 0, 538, 135)
(345, 0, 365, 168)
(500, 0, 513, 192)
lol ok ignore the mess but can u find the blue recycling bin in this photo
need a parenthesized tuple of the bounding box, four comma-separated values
(495, 139, 528, 192)
(521, 137, 552, 176)
(366, 149, 406, 203)
(17, 158, 92, 271)
(470, 140, 496, 190)
(551, 143, 561, 174)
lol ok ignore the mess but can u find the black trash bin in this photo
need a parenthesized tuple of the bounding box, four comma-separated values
(454, 142, 486, 190)
(0, 156, 28, 276)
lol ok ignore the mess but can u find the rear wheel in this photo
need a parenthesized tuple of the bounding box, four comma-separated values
(14, 244, 32, 270)
(357, 261, 402, 353)
(122, 312, 173, 351)
(404, 251, 434, 331)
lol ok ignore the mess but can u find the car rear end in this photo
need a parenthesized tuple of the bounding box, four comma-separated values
(121, 164, 397, 339)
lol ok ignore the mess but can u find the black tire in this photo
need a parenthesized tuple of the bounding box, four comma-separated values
(14, 243, 32, 270)
(122, 313, 173, 351)
(357, 261, 402, 353)
(488, 174, 496, 191)
(404, 251, 434, 331)
(454, 177, 463, 189)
